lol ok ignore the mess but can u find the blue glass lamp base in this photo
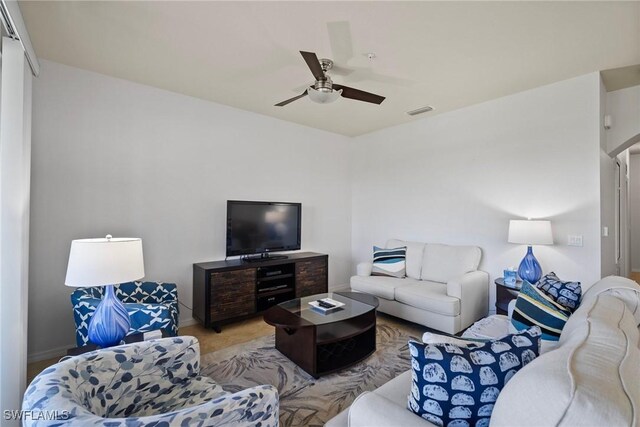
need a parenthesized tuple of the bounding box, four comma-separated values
(517, 246, 543, 284)
(87, 285, 131, 348)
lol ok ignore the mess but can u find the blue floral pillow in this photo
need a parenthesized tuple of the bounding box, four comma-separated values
(407, 327, 541, 427)
(536, 272, 581, 311)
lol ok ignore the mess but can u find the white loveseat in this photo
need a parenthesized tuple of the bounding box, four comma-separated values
(351, 239, 489, 334)
(326, 276, 640, 427)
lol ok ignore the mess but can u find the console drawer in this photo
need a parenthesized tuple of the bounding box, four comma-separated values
(257, 290, 295, 312)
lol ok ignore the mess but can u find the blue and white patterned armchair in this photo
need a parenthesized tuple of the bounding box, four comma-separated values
(71, 281, 179, 346)
(22, 336, 279, 426)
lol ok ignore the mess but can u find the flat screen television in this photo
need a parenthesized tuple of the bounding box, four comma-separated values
(226, 200, 301, 259)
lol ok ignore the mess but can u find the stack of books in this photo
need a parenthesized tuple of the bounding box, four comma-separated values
(308, 298, 345, 315)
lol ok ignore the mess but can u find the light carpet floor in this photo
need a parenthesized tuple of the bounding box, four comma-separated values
(200, 317, 423, 426)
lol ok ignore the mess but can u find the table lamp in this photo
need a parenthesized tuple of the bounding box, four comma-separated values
(508, 219, 553, 283)
(65, 235, 144, 348)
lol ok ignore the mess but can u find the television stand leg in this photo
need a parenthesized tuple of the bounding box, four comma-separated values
(211, 324, 221, 333)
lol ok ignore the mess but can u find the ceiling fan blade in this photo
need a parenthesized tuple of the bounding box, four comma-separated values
(274, 90, 308, 107)
(327, 21, 354, 65)
(300, 51, 325, 81)
(292, 82, 316, 93)
(333, 84, 385, 105)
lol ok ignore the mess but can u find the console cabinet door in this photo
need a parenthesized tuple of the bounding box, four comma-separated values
(295, 258, 328, 297)
(210, 269, 256, 321)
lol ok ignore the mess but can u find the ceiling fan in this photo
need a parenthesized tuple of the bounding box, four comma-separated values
(274, 51, 385, 107)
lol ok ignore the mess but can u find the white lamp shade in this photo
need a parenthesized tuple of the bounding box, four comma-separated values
(508, 220, 553, 245)
(307, 87, 342, 104)
(65, 237, 145, 287)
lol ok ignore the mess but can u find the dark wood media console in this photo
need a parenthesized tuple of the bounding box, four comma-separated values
(193, 252, 328, 331)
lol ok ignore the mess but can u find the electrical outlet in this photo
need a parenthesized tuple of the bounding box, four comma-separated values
(568, 235, 583, 247)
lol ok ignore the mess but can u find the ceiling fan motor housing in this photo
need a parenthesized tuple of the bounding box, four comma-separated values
(314, 77, 333, 92)
(314, 58, 335, 92)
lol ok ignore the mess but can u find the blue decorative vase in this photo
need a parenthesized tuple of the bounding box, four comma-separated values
(517, 246, 543, 284)
(87, 285, 130, 348)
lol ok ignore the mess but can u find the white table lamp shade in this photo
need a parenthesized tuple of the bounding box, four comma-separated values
(65, 237, 145, 287)
(508, 220, 553, 245)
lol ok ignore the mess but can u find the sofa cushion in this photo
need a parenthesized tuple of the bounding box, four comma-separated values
(373, 370, 413, 408)
(351, 275, 419, 300)
(420, 244, 481, 283)
(372, 246, 407, 278)
(491, 294, 640, 427)
(536, 272, 581, 311)
(395, 283, 460, 316)
(133, 375, 227, 416)
(511, 281, 570, 341)
(407, 327, 541, 427)
(387, 239, 425, 280)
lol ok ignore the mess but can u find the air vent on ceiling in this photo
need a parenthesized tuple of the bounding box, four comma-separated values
(407, 106, 434, 116)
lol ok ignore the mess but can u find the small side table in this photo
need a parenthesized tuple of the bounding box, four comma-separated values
(67, 329, 169, 357)
(495, 278, 522, 315)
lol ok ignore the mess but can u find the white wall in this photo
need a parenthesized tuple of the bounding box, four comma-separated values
(29, 60, 352, 360)
(351, 73, 603, 310)
(606, 85, 640, 155)
(630, 154, 640, 271)
(0, 37, 33, 423)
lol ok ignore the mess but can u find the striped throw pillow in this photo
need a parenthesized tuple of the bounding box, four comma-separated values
(372, 246, 406, 278)
(511, 281, 571, 341)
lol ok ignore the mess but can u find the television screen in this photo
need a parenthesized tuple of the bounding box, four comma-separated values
(226, 201, 301, 256)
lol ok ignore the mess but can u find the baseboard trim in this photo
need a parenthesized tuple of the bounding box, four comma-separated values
(28, 344, 71, 363)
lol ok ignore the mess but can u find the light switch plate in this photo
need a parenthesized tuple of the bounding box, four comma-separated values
(602, 226, 609, 237)
(568, 235, 583, 247)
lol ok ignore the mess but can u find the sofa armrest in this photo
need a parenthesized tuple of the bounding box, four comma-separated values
(446, 270, 489, 330)
(356, 262, 373, 277)
(24, 383, 278, 427)
(348, 392, 436, 427)
(133, 384, 279, 427)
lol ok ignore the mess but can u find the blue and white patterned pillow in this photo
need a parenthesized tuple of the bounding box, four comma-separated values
(372, 246, 407, 278)
(407, 327, 541, 427)
(536, 272, 581, 311)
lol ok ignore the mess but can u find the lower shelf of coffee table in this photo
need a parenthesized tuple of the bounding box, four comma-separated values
(316, 325, 376, 375)
(316, 315, 376, 344)
(273, 309, 377, 378)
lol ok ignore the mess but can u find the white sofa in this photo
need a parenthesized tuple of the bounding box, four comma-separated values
(326, 276, 640, 427)
(351, 239, 489, 334)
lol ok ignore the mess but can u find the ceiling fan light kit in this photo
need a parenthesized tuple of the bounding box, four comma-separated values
(307, 87, 342, 104)
(274, 50, 385, 107)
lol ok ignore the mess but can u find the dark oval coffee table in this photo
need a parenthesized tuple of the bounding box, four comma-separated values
(264, 291, 379, 378)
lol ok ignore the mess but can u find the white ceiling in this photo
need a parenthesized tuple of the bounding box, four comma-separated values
(19, 1, 640, 137)
(601, 64, 640, 92)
